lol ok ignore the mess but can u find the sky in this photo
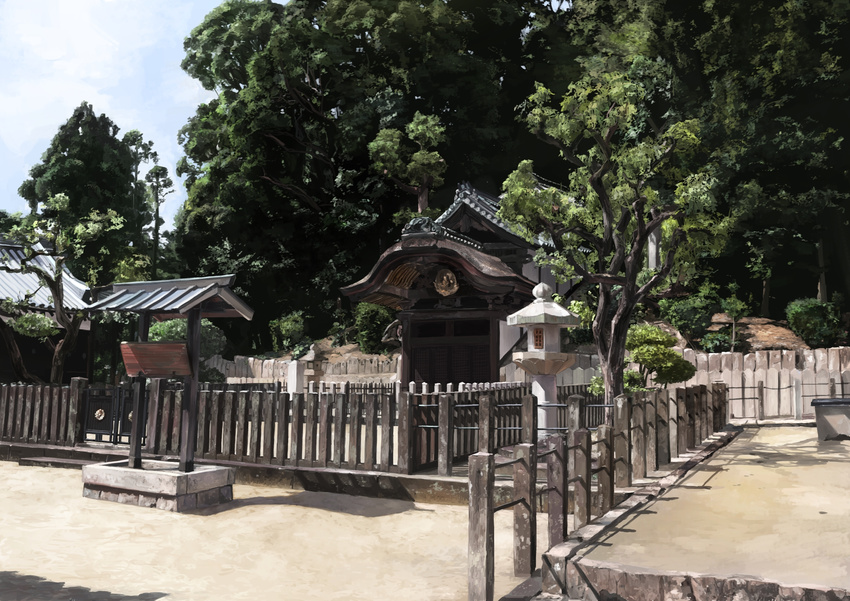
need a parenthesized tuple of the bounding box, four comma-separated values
(0, 0, 224, 231)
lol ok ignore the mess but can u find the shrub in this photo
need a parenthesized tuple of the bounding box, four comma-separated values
(627, 323, 695, 387)
(658, 283, 718, 342)
(148, 318, 228, 382)
(699, 331, 732, 353)
(354, 302, 396, 354)
(785, 298, 842, 348)
(269, 311, 307, 354)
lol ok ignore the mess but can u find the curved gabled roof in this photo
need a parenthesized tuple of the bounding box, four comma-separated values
(0, 242, 90, 311)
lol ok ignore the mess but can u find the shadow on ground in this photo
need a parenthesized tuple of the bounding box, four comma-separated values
(0, 572, 167, 601)
(191, 489, 434, 517)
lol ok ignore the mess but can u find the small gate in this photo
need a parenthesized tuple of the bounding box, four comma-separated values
(82, 384, 140, 444)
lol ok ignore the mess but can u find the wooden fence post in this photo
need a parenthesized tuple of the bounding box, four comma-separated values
(757, 381, 765, 421)
(547, 435, 567, 547)
(630, 392, 646, 481)
(668, 390, 679, 460)
(645, 390, 657, 472)
(677, 388, 687, 453)
(573, 429, 592, 529)
(438, 393, 453, 477)
(699, 385, 709, 442)
(397, 387, 414, 474)
(596, 424, 614, 515)
(145, 378, 162, 453)
(688, 386, 699, 448)
(566, 394, 582, 484)
(69, 377, 87, 445)
(478, 394, 494, 453)
(656, 390, 670, 466)
(521, 393, 537, 443)
(468, 452, 495, 601)
(612, 395, 631, 488)
(513, 442, 537, 576)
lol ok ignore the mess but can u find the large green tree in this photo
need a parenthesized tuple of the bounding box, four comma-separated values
(176, 0, 578, 352)
(18, 102, 157, 286)
(0, 194, 122, 384)
(500, 65, 729, 401)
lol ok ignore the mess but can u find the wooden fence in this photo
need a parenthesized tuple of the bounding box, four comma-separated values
(468, 382, 729, 601)
(671, 347, 850, 419)
(0, 380, 85, 446)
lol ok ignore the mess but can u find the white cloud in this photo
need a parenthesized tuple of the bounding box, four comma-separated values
(0, 0, 221, 227)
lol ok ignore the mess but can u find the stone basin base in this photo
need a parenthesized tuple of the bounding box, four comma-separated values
(82, 459, 235, 512)
(812, 398, 850, 440)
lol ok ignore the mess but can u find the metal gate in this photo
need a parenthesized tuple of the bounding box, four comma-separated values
(82, 385, 140, 444)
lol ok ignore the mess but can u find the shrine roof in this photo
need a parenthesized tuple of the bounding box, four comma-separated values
(0, 241, 90, 311)
(89, 274, 254, 321)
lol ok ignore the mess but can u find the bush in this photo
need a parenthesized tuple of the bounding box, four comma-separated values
(354, 303, 396, 354)
(148, 318, 228, 382)
(699, 331, 732, 353)
(786, 298, 842, 348)
(269, 311, 307, 354)
(658, 284, 718, 342)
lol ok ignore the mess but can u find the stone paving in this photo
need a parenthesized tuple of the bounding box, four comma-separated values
(0, 461, 543, 601)
(579, 426, 850, 590)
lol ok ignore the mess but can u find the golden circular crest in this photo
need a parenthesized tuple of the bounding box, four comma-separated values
(434, 269, 459, 296)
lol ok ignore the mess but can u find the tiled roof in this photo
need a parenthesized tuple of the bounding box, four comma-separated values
(0, 242, 90, 311)
(436, 182, 551, 247)
(89, 274, 254, 321)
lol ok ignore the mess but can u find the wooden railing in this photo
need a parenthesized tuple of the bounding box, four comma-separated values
(0, 379, 86, 446)
(468, 382, 729, 601)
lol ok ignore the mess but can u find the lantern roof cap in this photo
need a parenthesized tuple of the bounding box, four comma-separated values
(506, 283, 581, 327)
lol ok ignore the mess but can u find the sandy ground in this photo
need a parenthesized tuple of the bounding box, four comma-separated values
(0, 463, 544, 601)
(582, 426, 850, 589)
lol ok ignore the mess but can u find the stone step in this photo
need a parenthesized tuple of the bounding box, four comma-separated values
(19, 456, 97, 470)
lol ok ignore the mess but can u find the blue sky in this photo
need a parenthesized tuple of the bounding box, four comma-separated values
(0, 0, 224, 230)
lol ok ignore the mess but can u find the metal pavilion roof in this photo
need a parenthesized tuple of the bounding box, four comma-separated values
(0, 241, 90, 311)
(89, 274, 254, 321)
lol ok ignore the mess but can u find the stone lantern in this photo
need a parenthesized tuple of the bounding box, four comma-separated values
(507, 283, 581, 439)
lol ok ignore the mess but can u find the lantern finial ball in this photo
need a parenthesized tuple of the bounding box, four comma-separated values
(532, 282, 553, 302)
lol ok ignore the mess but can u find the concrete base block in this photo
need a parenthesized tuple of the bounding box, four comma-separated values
(82, 460, 235, 513)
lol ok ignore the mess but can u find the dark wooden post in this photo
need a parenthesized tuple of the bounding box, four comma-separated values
(645, 390, 657, 472)
(397, 387, 413, 474)
(677, 388, 687, 454)
(179, 307, 201, 472)
(573, 428, 592, 529)
(699, 384, 709, 442)
(566, 394, 582, 483)
(612, 395, 631, 488)
(478, 394, 494, 453)
(128, 312, 150, 469)
(521, 393, 537, 443)
(596, 424, 614, 514)
(757, 381, 765, 421)
(69, 377, 87, 445)
(655, 389, 670, 466)
(631, 392, 646, 481)
(438, 393, 453, 477)
(685, 386, 696, 449)
(668, 389, 679, 460)
(546, 435, 567, 547)
(513, 442, 536, 575)
(468, 452, 495, 601)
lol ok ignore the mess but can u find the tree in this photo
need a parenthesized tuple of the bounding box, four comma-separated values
(0, 194, 122, 384)
(176, 0, 579, 352)
(625, 324, 694, 387)
(500, 66, 727, 402)
(18, 102, 154, 286)
(145, 163, 174, 281)
(369, 111, 447, 214)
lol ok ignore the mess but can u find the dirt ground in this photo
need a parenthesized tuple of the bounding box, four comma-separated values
(0, 462, 540, 601)
(581, 426, 850, 588)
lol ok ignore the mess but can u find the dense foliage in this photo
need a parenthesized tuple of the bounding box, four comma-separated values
(353, 303, 396, 355)
(785, 298, 844, 348)
(174, 0, 577, 352)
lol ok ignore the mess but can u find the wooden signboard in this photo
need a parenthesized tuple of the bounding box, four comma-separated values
(120, 342, 192, 377)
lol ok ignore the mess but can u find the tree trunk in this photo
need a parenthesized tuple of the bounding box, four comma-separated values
(417, 176, 432, 213)
(0, 318, 43, 383)
(760, 277, 771, 317)
(593, 284, 632, 404)
(49, 316, 82, 385)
